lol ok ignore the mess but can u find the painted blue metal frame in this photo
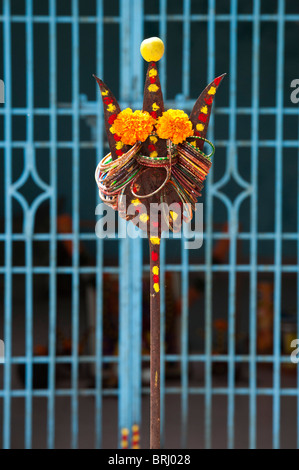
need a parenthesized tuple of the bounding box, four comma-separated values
(1, 0, 298, 449)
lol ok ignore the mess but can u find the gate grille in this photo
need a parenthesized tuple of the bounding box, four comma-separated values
(0, 0, 299, 449)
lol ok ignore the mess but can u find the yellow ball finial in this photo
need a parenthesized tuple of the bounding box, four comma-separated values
(140, 37, 164, 62)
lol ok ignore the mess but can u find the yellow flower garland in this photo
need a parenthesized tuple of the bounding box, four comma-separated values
(156, 109, 193, 144)
(111, 107, 194, 146)
(112, 108, 155, 146)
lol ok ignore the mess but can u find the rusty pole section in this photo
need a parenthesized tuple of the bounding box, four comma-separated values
(149, 238, 160, 449)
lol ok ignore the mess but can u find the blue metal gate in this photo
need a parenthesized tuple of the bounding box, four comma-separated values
(1, 0, 299, 449)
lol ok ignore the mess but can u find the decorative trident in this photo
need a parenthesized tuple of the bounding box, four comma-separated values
(94, 37, 225, 449)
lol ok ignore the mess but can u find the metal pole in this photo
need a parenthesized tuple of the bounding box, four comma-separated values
(149, 237, 161, 449)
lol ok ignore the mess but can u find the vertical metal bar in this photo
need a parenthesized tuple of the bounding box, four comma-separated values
(297, 102, 299, 450)
(159, 0, 167, 101)
(131, 0, 144, 101)
(181, 237, 189, 448)
(159, 1, 167, 445)
(130, 0, 144, 442)
(205, 0, 216, 449)
(3, 0, 12, 450)
(227, 0, 238, 450)
(182, 0, 191, 98)
(118, 220, 131, 447)
(71, 0, 80, 449)
(118, 0, 132, 446)
(47, 0, 57, 449)
(182, 0, 191, 449)
(120, 0, 131, 103)
(273, 0, 284, 450)
(130, 238, 142, 441)
(249, 0, 260, 450)
(24, 0, 34, 449)
(95, 0, 104, 450)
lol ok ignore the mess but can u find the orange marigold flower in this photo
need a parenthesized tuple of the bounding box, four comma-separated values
(112, 108, 156, 146)
(156, 109, 193, 144)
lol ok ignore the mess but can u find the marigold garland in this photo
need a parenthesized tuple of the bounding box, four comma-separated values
(156, 109, 193, 145)
(112, 108, 156, 146)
